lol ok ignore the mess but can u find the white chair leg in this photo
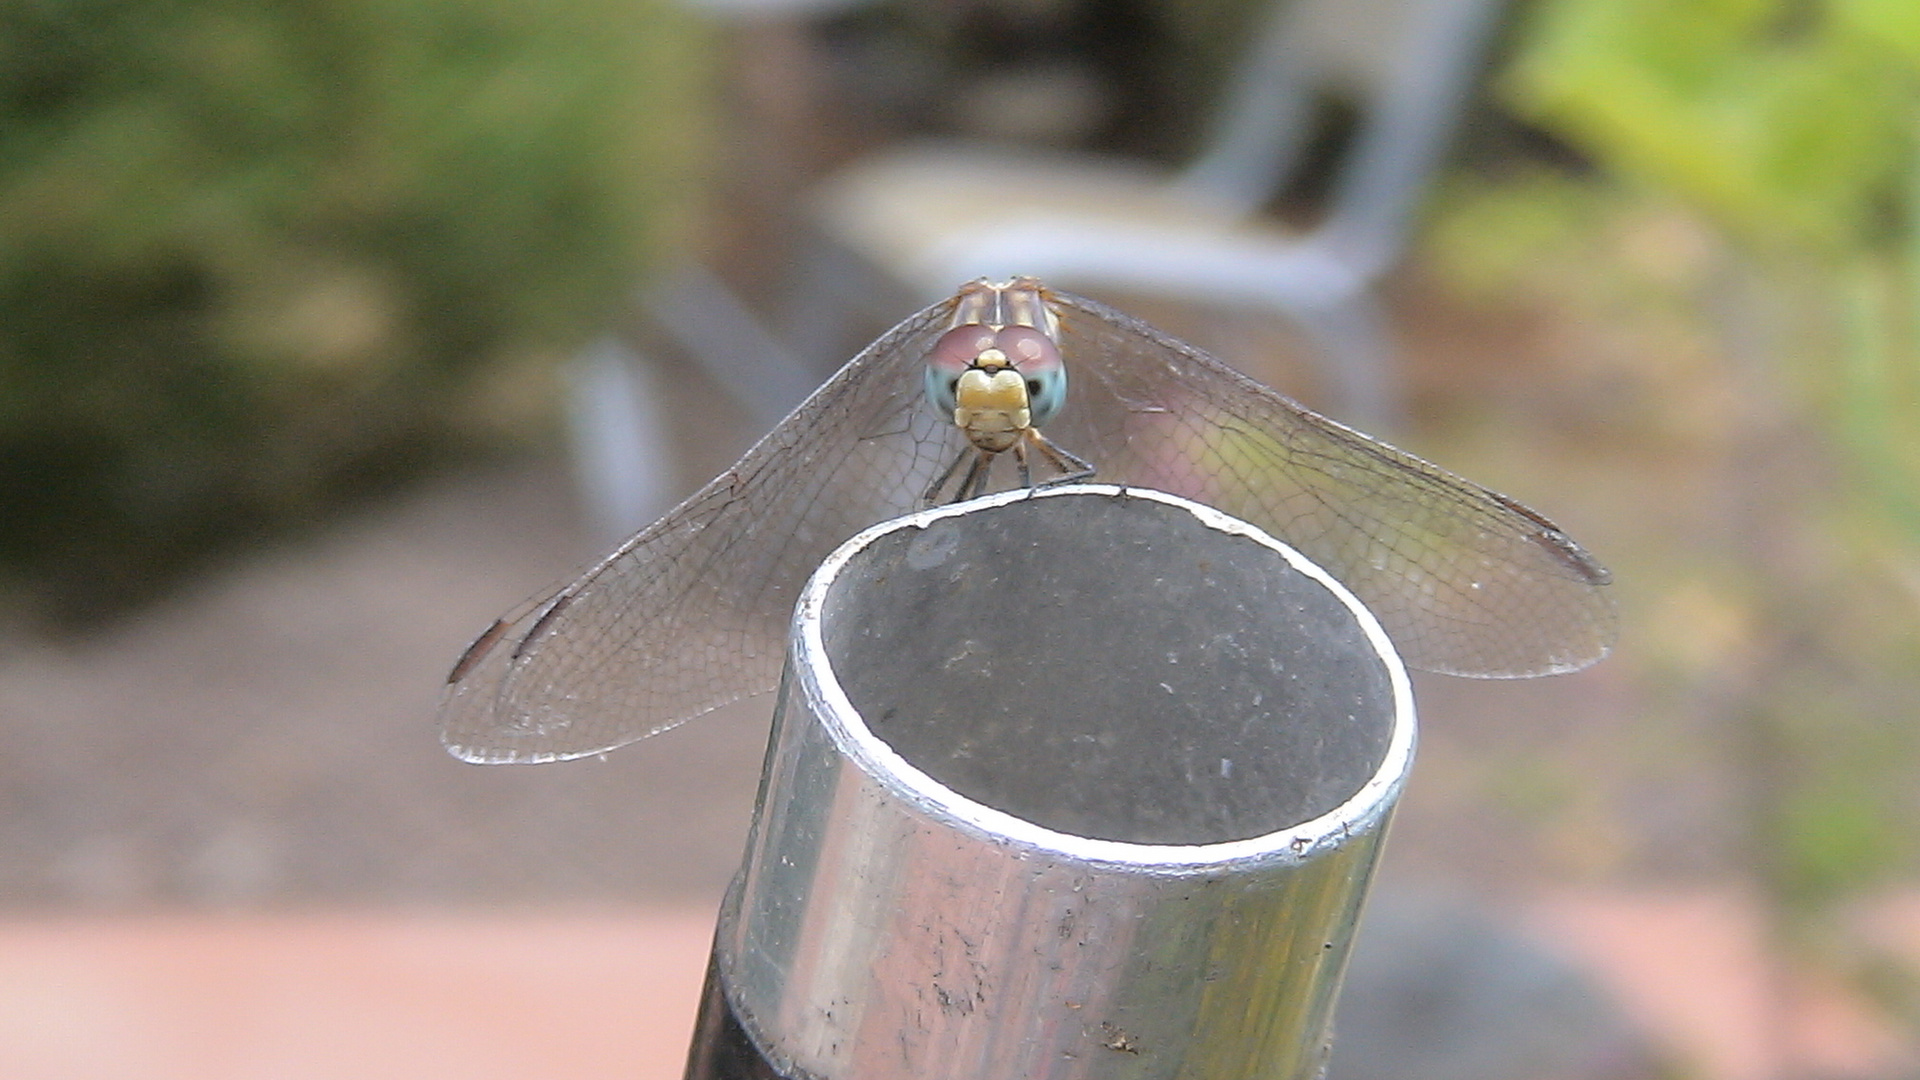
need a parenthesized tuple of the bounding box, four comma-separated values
(643, 264, 819, 430)
(1292, 293, 1404, 433)
(779, 237, 920, 375)
(567, 336, 673, 543)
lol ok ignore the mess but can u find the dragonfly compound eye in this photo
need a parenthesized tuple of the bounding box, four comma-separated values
(925, 324, 999, 413)
(997, 326, 1067, 424)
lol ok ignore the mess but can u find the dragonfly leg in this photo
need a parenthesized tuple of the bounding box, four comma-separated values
(958, 448, 994, 502)
(1013, 443, 1033, 489)
(1029, 429, 1096, 486)
(922, 445, 971, 506)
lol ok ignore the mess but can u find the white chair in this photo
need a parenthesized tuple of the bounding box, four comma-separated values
(564, 0, 867, 540)
(803, 0, 1504, 428)
(570, 0, 1503, 537)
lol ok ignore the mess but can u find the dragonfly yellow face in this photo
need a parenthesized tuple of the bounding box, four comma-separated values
(921, 278, 1094, 504)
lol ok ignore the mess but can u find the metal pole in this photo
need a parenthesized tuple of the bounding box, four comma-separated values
(685, 484, 1416, 1080)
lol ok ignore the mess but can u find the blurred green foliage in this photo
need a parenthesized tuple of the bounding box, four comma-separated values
(0, 0, 707, 624)
(1839, 163, 1920, 550)
(1493, 1, 1920, 923)
(1507, 0, 1920, 255)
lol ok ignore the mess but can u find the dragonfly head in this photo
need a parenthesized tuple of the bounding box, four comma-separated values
(924, 322, 1069, 442)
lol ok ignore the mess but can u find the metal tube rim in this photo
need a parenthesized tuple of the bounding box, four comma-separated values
(792, 482, 1416, 874)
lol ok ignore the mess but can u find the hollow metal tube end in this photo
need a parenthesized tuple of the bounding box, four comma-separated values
(696, 485, 1415, 1080)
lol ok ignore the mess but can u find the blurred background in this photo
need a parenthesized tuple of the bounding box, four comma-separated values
(3, 0, 1919, 1077)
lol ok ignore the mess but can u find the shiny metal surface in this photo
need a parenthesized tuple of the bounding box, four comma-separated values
(710, 486, 1415, 1080)
(440, 278, 1612, 765)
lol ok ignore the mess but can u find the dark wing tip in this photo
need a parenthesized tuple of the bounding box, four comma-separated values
(1488, 490, 1613, 588)
(446, 618, 510, 685)
(1534, 527, 1613, 587)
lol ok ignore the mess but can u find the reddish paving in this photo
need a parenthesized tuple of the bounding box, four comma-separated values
(0, 891, 1910, 1080)
(1527, 889, 1911, 1080)
(0, 909, 714, 1080)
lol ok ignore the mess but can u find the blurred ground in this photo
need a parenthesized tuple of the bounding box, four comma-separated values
(0, 274, 1912, 1077)
(0, 276, 1631, 913)
(0, 458, 768, 909)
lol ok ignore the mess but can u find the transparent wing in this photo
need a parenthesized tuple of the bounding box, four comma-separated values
(1040, 289, 1617, 678)
(442, 280, 1617, 764)
(439, 297, 965, 763)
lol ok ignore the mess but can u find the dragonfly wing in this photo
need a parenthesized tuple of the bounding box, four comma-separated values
(1046, 289, 1617, 678)
(440, 298, 963, 762)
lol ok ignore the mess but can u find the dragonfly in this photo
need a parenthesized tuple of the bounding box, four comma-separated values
(441, 277, 1616, 764)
